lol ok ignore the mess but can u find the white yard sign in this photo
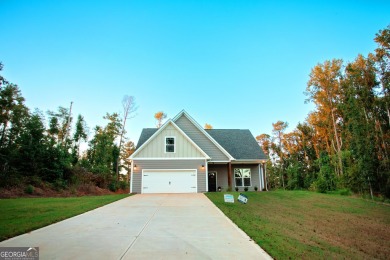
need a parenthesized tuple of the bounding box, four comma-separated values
(224, 194, 234, 203)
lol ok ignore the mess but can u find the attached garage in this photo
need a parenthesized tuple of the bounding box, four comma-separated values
(141, 170, 197, 194)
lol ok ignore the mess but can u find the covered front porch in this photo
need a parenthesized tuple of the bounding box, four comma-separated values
(206, 161, 267, 192)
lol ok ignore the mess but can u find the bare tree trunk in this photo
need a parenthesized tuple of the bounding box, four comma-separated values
(0, 121, 8, 148)
(331, 108, 343, 175)
(63, 101, 73, 146)
(368, 175, 374, 200)
(375, 119, 389, 163)
(116, 96, 137, 180)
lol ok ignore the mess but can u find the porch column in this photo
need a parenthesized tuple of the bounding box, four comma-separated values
(263, 163, 268, 191)
(227, 162, 232, 189)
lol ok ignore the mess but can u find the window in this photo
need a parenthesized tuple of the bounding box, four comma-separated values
(165, 137, 175, 153)
(234, 168, 251, 187)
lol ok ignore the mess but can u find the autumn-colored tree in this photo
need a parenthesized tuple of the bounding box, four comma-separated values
(272, 121, 288, 189)
(306, 59, 344, 176)
(204, 123, 213, 129)
(154, 111, 167, 128)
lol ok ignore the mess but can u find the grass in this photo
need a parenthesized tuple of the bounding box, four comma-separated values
(206, 190, 390, 259)
(0, 194, 130, 241)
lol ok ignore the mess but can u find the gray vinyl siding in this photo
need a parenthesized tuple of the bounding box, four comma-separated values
(208, 164, 229, 190)
(131, 159, 206, 193)
(233, 164, 261, 191)
(208, 163, 261, 192)
(175, 115, 230, 161)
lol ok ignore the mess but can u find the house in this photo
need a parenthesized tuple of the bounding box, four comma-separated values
(129, 110, 268, 193)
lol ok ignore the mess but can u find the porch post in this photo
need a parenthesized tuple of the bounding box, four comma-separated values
(227, 162, 232, 189)
(264, 163, 268, 191)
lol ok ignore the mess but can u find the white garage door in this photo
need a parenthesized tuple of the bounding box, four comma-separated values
(142, 170, 197, 194)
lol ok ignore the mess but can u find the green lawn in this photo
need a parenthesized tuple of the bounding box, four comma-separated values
(206, 190, 390, 259)
(0, 194, 130, 241)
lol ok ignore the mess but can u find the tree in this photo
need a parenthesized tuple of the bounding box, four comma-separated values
(272, 121, 288, 189)
(87, 113, 122, 177)
(72, 114, 88, 164)
(306, 59, 344, 176)
(0, 82, 28, 149)
(256, 133, 271, 156)
(121, 140, 136, 182)
(154, 111, 167, 128)
(204, 123, 213, 129)
(116, 95, 137, 180)
(47, 106, 72, 146)
(374, 25, 390, 126)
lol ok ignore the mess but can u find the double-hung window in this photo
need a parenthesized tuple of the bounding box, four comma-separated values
(165, 137, 175, 153)
(234, 168, 251, 187)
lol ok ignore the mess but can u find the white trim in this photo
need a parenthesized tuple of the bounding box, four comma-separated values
(205, 159, 208, 192)
(130, 120, 210, 159)
(164, 136, 176, 153)
(232, 160, 265, 164)
(131, 157, 208, 160)
(173, 110, 235, 161)
(130, 161, 134, 193)
(258, 163, 262, 191)
(208, 160, 231, 163)
(233, 168, 252, 187)
(141, 169, 197, 194)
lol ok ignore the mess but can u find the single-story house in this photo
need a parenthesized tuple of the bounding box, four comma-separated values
(129, 110, 268, 193)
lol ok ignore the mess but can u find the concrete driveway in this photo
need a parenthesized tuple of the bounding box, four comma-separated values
(0, 194, 271, 259)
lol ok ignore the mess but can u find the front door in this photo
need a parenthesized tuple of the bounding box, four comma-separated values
(208, 172, 217, 192)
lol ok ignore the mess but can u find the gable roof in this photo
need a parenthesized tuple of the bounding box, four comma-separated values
(173, 110, 235, 161)
(134, 127, 267, 161)
(135, 128, 158, 150)
(206, 129, 267, 160)
(130, 119, 210, 159)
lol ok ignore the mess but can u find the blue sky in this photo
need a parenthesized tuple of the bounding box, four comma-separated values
(1, 1, 389, 144)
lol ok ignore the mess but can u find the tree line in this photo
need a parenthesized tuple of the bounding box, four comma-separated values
(0, 66, 136, 191)
(257, 25, 390, 198)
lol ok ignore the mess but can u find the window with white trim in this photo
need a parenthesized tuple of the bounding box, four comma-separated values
(165, 137, 175, 153)
(234, 168, 251, 187)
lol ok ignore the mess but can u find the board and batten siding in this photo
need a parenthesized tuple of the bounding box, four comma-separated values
(134, 123, 205, 158)
(132, 159, 206, 193)
(174, 114, 230, 161)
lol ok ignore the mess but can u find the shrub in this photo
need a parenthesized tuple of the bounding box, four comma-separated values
(108, 181, 118, 192)
(53, 179, 67, 191)
(118, 181, 128, 190)
(235, 187, 239, 192)
(254, 186, 258, 191)
(24, 185, 34, 194)
(339, 188, 352, 196)
(244, 187, 249, 192)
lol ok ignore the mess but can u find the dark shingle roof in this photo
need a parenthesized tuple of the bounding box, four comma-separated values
(206, 129, 267, 160)
(135, 128, 158, 150)
(135, 127, 267, 160)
